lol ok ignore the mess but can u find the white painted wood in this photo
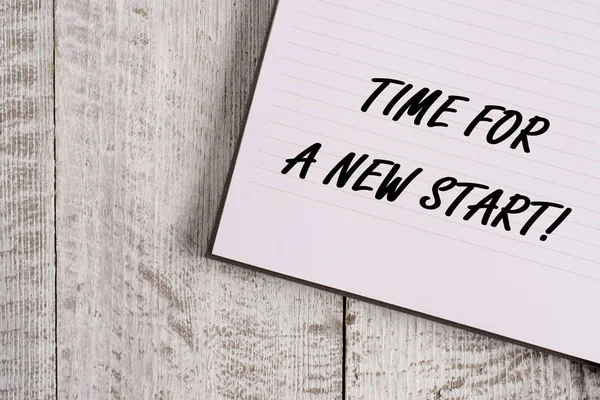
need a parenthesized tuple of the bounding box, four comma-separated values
(3, 0, 596, 397)
(0, 0, 56, 398)
(54, 0, 343, 398)
(346, 299, 600, 399)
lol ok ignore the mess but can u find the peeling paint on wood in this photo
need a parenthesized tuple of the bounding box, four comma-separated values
(4, 0, 600, 398)
(0, 0, 56, 398)
(54, 0, 342, 398)
(345, 299, 600, 400)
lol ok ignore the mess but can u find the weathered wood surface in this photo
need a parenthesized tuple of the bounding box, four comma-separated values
(54, 0, 342, 398)
(2, 0, 600, 398)
(346, 299, 600, 400)
(0, 0, 56, 399)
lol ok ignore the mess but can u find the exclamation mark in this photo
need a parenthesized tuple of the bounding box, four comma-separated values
(540, 208, 572, 242)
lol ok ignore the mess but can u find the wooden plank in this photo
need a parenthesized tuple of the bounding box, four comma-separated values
(346, 299, 600, 399)
(0, 0, 56, 398)
(54, 0, 343, 398)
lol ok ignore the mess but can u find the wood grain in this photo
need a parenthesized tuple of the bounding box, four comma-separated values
(54, 0, 342, 398)
(0, 0, 56, 398)
(2, 0, 594, 397)
(345, 299, 600, 399)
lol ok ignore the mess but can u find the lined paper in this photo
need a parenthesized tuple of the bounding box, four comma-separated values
(212, 0, 600, 363)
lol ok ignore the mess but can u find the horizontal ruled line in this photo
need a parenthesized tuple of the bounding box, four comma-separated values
(569, 0, 600, 9)
(439, 0, 600, 43)
(254, 161, 600, 252)
(267, 104, 600, 190)
(257, 148, 600, 239)
(376, 0, 600, 61)
(250, 180, 600, 280)
(271, 89, 600, 198)
(288, 41, 600, 135)
(504, 0, 600, 26)
(278, 71, 600, 168)
(316, 0, 600, 79)
(263, 117, 600, 224)
(281, 57, 600, 168)
(295, 12, 600, 96)
(291, 28, 600, 119)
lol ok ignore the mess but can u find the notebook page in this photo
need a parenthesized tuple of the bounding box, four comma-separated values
(211, 0, 600, 363)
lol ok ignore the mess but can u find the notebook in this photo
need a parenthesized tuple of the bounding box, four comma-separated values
(210, 0, 600, 364)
